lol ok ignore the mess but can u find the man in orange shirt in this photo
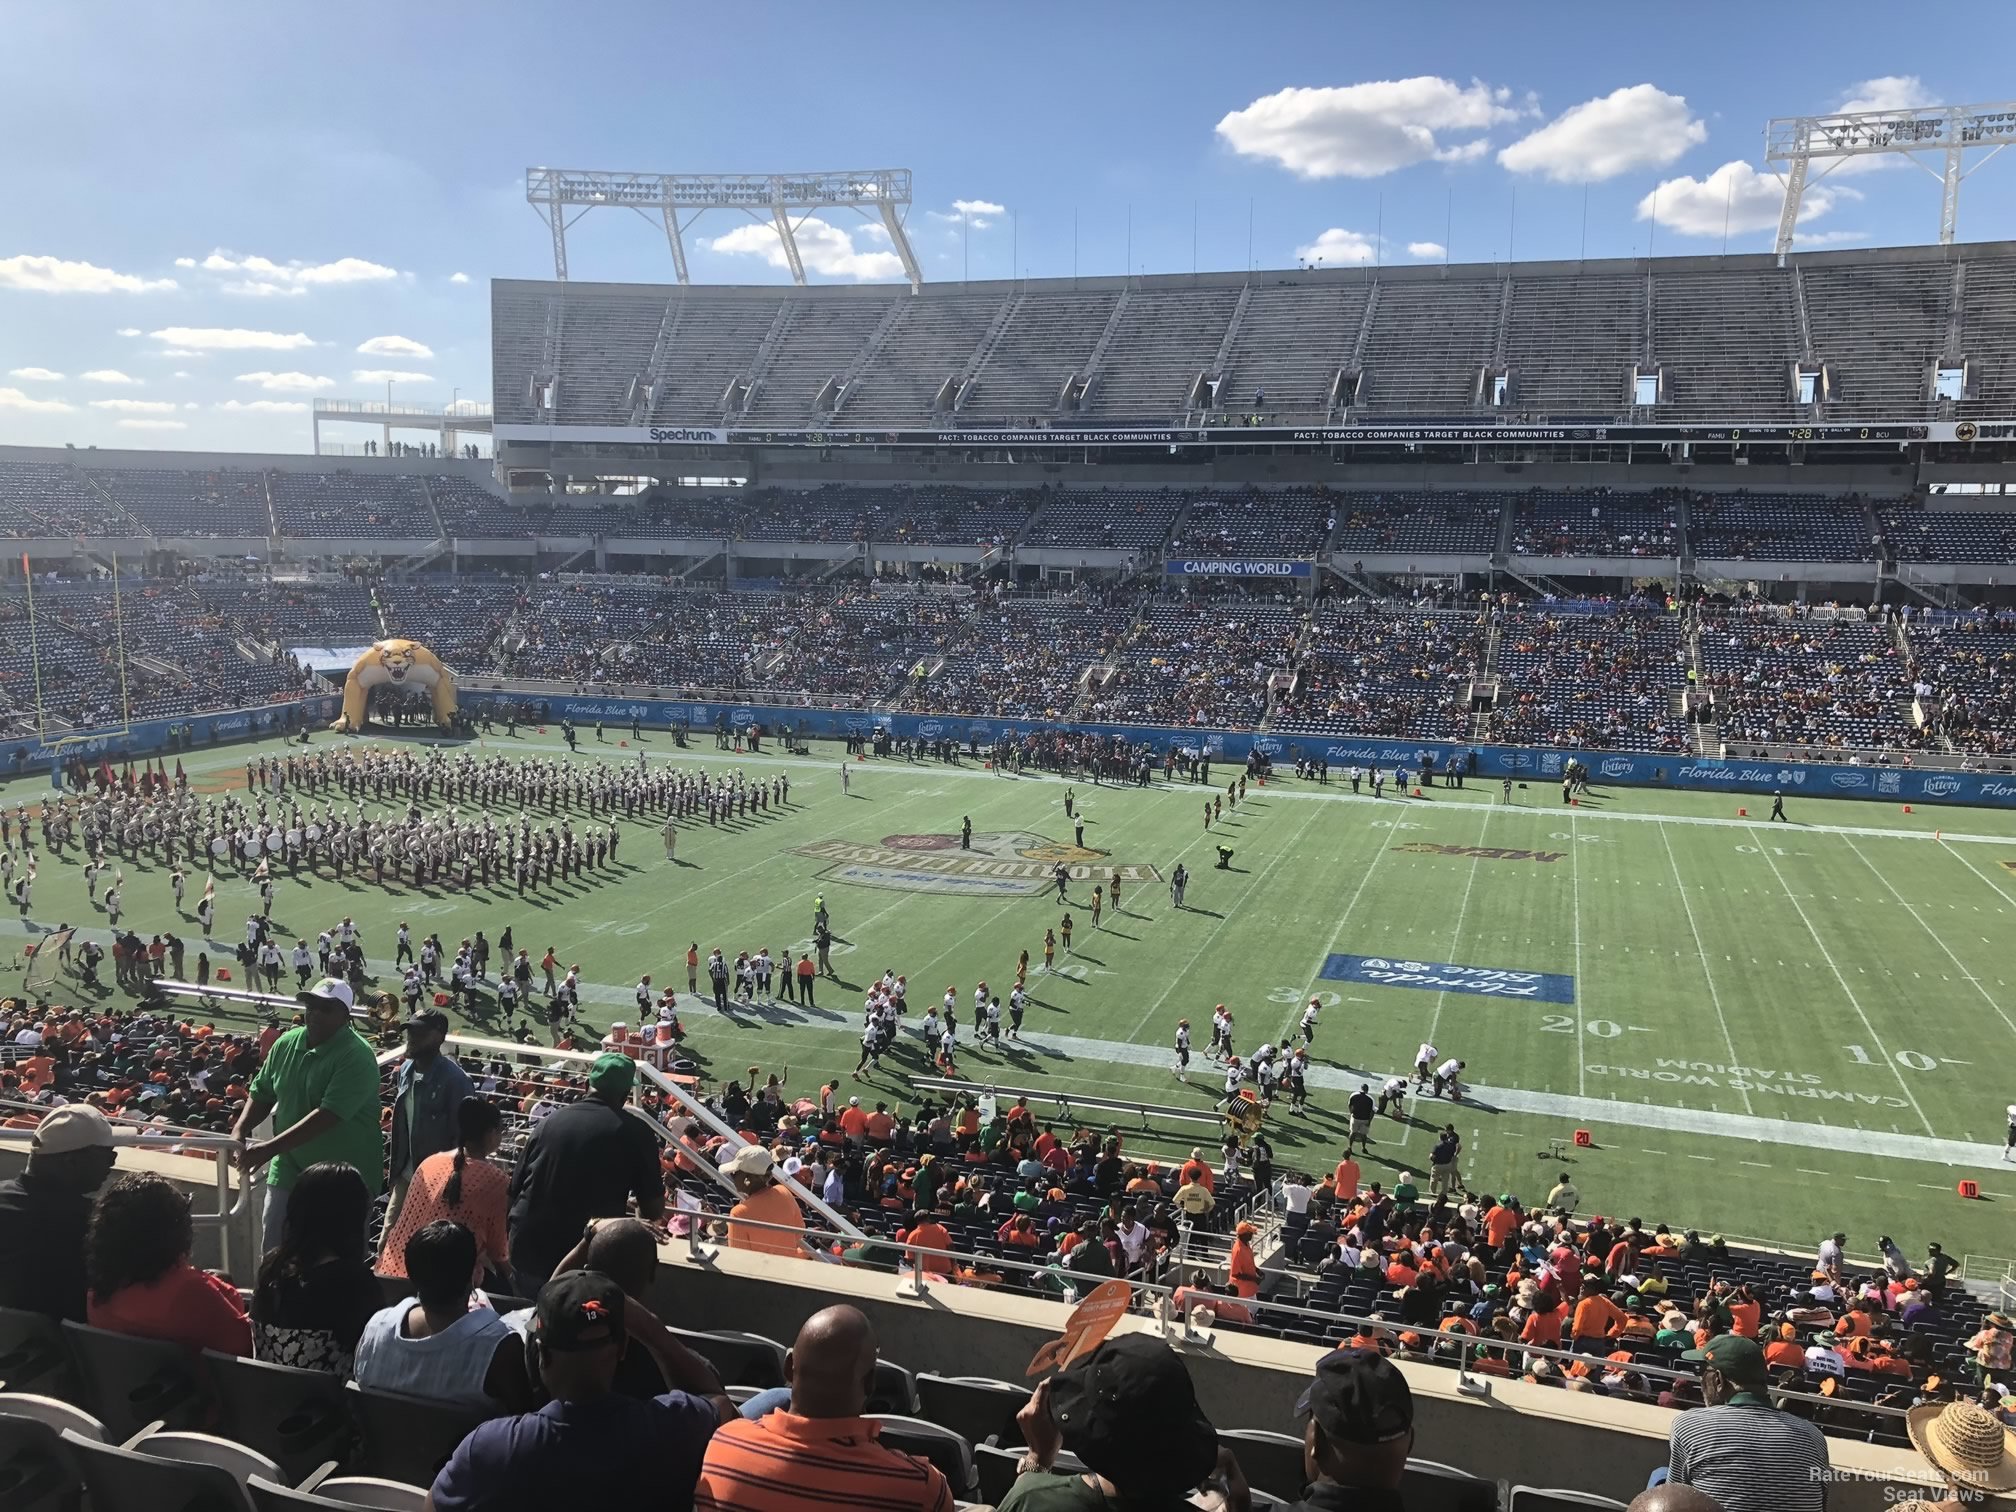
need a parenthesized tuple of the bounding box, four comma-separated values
(1178, 1148, 1214, 1192)
(837, 1097, 869, 1147)
(1228, 1221, 1263, 1299)
(905, 1212, 954, 1277)
(1520, 1299, 1565, 1352)
(1334, 1154, 1362, 1201)
(693, 1305, 953, 1512)
(724, 1145, 810, 1259)
(1763, 1322, 1806, 1370)
(1483, 1199, 1521, 1262)
(1570, 1277, 1628, 1353)
(863, 1102, 896, 1144)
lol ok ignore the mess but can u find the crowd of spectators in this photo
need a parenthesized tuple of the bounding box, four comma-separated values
(1272, 606, 1482, 739)
(1490, 604, 1691, 751)
(1700, 614, 1923, 753)
(1086, 593, 1304, 728)
(1512, 488, 1682, 558)
(1908, 614, 2016, 757)
(7, 1015, 2015, 1509)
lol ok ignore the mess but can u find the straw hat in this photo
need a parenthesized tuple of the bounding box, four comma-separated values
(1906, 1400, 2016, 1492)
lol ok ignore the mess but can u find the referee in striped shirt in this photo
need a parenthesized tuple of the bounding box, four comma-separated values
(1664, 1335, 1828, 1512)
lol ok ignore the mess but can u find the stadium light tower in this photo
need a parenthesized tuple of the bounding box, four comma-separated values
(524, 167, 922, 290)
(1765, 101, 2016, 261)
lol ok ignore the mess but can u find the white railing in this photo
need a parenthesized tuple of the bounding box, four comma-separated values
(417, 1032, 863, 1240)
(313, 399, 494, 420)
(0, 1100, 260, 1277)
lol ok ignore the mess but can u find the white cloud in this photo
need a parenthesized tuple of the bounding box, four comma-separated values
(1498, 85, 1706, 183)
(708, 217, 904, 281)
(217, 399, 309, 413)
(174, 258, 197, 269)
(1295, 228, 1379, 265)
(0, 387, 74, 414)
(115, 419, 187, 431)
(8, 367, 64, 381)
(449, 271, 471, 284)
(188, 250, 400, 296)
(1406, 241, 1447, 260)
(1216, 77, 1525, 179)
(90, 398, 178, 413)
(929, 198, 1009, 229)
(352, 369, 433, 384)
(356, 334, 434, 359)
(1792, 229, 1869, 246)
(223, 282, 308, 299)
(149, 327, 315, 351)
(1825, 77, 1940, 177)
(172, 371, 192, 379)
(236, 370, 336, 393)
(155, 348, 206, 358)
(0, 254, 176, 294)
(81, 369, 142, 385)
(183, 402, 198, 410)
(115, 327, 140, 338)
(1637, 160, 1853, 238)
(1840, 75, 1935, 114)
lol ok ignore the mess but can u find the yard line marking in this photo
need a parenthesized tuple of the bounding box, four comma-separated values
(1841, 832, 2016, 1041)
(1798, 1169, 1830, 1176)
(1121, 798, 1329, 1042)
(1657, 821, 1753, 1116)
(1417, 806, 1496, 1069)
(1685, 1153, 1715, 1161)
(1740, 1160, 1772, 1168)
(1940, 836, 2016, 916)
(1853, 1176, 1891, 1184)
(1569, 809, 1586, 1099)
(1746, 828, 1936, 1138)
(1286, 783, 1425, 1038)
(1640, 1149, 1667, 1156)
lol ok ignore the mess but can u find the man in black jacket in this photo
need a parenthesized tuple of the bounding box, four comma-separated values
(0, 1105, 118, 1320)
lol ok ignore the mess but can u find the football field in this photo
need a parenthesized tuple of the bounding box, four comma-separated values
(10, 730, 2016, 1267)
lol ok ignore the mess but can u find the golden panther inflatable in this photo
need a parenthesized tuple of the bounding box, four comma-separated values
(331, 638, 458, 731)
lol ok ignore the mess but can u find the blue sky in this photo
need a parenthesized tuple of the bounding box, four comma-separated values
(5, 1, 2015, 453)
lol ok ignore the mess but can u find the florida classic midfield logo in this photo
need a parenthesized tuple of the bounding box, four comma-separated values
(793, 831, 1163, 898)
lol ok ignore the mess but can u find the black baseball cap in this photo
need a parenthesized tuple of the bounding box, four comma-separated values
(1298, 1347, 1414, 1445)
(1048, 1335, 1218, 1496)
(404, 1007, 450, 1033)
(534, 1270, 625, 1352)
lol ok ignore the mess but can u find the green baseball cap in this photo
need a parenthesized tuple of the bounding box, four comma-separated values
(1681, 1334, 1766, 1383)
(588, 1052, 637, 1099)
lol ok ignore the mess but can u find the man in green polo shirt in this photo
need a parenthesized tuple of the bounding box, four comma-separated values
(234, 976, 384, 1245)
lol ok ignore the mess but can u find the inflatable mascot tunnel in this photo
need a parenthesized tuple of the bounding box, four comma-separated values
(331, 639, 458, 731)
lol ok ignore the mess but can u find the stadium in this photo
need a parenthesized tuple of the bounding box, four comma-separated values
(6, 24, 2016, 1512)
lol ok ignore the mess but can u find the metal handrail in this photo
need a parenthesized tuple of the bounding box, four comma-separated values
(425, 1031, 864, 1241)
(0, 1100, 260, 1279)
(671, 1208, 1909, 1424)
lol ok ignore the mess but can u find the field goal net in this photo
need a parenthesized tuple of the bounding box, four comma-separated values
(23, 927, 72, 1001)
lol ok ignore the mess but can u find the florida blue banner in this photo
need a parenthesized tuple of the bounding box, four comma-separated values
(1321, 952, 1576, 1004)
(1165, 559, 1313, 578)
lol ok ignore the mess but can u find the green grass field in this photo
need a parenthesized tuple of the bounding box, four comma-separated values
(11, 730, 2016, 1266)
